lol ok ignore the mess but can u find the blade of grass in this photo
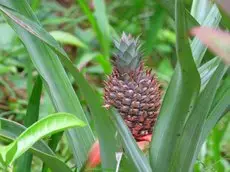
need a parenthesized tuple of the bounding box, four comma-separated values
(0, 1, 95, 167)
(150, 0, 201, 171)
(24, 76, 42, 127)
(14, 76, 42, 172)
(0, 3, 117, 169)
(76, 0, 110, 58)
(0, 118, 73, 172)
(111, 109, 152, 172)
(93, 0, 111, 58)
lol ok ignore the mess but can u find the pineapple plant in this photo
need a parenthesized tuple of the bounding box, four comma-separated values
(104, 33, 162, 140)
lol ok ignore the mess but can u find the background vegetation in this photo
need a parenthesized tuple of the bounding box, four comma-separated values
(0, 0, 229, 171)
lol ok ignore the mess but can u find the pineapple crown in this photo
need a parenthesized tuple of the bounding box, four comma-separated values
(113, 32, 142, 73)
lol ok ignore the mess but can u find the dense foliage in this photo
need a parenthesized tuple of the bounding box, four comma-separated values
(0, 0, 229, 171)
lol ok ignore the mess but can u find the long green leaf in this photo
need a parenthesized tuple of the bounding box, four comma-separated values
(77, 0, 110, 58)
(191, 4, 221, 66)
(191, 0, 212, 23)
(93, 0, 111, 58)
(212, 76, 230, 107)
(0, 0, 95, 167)
(24, 76, 43, 127)
(111, 109, 152, 172)
(0, 3, 117, 169)
(200, 88, 230, 148)
(14, 76, 43, 172)
(150, 0, 201, 171)
(198, 57, 219, 91)
(172, 61, 227, 172)
(197, 77, 230, 156)
(0, 118, 72, 172)
(0, 113, 85, 165)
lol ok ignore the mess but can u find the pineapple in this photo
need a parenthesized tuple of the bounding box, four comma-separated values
(104, 33, 162, 140)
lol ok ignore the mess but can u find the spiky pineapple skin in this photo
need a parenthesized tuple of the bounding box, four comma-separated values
(104, 33, 161, 140)
(104, 63, 161, 139)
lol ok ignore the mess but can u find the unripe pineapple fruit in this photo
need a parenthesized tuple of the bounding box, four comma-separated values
(104, 33, 162, 140)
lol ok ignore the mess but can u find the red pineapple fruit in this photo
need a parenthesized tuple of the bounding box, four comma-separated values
(86, 33, 162, 168)
(104, 32, 161, 140)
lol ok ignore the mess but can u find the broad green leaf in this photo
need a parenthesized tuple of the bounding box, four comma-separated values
(172, 61, 227, 172)
(0, 4, 117, 169)
(50, 30, 88, 49)
(0, 118, 72, 172)
(1, 113, 85, 165)
(0, 1, 94, 167)
(14, 76, 43, 172)
(150, 0, 201, 171)
(111, 109, 152, 172)
(156, 0, 199, 29)
(191, 27, 230, 65)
